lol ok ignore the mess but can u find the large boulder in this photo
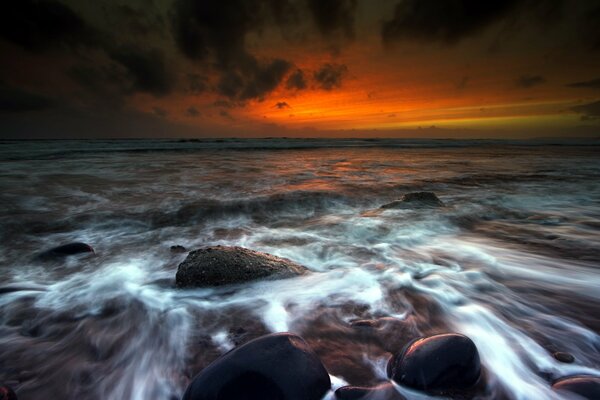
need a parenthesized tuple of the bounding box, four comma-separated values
(176, 246, 307, 288)
(552, 376, 600, 399)
(182, 332, 331, 400)
(36, 242, 94, 261)
(387, 333, 480, 391)
(380, 192, 444, 209)
(335, 383, 405, 400)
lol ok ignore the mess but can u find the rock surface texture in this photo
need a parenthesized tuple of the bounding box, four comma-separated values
(176, 246, 307, 288)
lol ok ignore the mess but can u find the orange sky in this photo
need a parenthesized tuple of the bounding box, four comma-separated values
(1, 0, 599, 138)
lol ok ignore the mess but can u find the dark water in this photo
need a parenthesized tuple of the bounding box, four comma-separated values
(0, 139, 599, 400)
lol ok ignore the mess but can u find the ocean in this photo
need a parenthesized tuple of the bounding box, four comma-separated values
(0, 139, 599, 399)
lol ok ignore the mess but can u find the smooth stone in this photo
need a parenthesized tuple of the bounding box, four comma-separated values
(380, 192, 444, 209)
(552, 376, 600, 399)
(176, 246, 307, 288)
(553, 352, 575, 363)
(182, 332, 331, 400)
(387, 333, 480, 391)
(36, 242, 94, 260)
(335, 383, 405, 400)
(0, 385, 17, 400)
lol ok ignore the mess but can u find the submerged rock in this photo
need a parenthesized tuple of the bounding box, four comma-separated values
(0, 385, 17, 400)
(176, 246, 307, 288)
(335, 383, 405, 400)
(36, 242, 94, 260)
(182, 332, 331, 400)
(552, 376, 600, 399)
(380, 192, 444, 209)
(387, 333, 480, 391)
(170, 245, 187, 253)
(553, 352, 575, 363)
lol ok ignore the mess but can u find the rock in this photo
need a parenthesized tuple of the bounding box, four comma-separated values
(36, 242, 94, 260)
(0, 385, 17, 400)
(380, 192, 444, 209)
(387, 333, 480, 391)
(170, 245, 187, 253)
(335, 383, 405, 400)
(553, 352, 575, 363)
(552, 376, 600, 399)
(176, 246, 307, 288)
(182, 332, 331, 400)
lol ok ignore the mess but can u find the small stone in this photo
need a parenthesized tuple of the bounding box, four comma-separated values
(553, 352, 575, 363)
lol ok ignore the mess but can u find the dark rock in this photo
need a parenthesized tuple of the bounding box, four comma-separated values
(552, 376, 600, 399)
(387, 333, 480, 391)
(182, 332, 331, 400)
(0, 385, 17, 400)
(176, 246, 307, 288)
(170, 245, 187, 253)
(380, 192, 444, 209)
(335, 383, 405, 400)
(553, 352, 575, 363)
(36, 242, 94, 260)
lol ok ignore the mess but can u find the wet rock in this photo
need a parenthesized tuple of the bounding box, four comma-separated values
(176, 246, 307, 288)
(182, 332, 331, 400)
(0, 385, 17, 400)
(349, 317, 419, 354)
(552, 376, 600, 399)
(36, 242, 94, 260)
(553, 352, 575, 363)
(170, 245, 187, 253)
(335, 383, 405, 400)
(387, 333, 480, 391)
(380, 192, 444, 209)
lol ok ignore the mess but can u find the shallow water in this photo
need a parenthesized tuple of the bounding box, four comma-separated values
(0, 139, 599, 400)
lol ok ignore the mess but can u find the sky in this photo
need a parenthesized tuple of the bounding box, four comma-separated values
(1, 0, 599, 139)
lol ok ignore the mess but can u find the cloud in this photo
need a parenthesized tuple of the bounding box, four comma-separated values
(188, 74, 207, 94)
(566, 78, 600, 89)
(108, 46, 173, 97)
(0, 0, 92, 52)
(186, 106, 200, 117)
(171, 0, 295, 101)
(314, 63, 348, 90)
(0, 82, 54, 113)
(382, 0, 523, 45)
(571, 100, 600, 120)
(274, 102, 291, 109)
(286, 69, 307, 90)
(152, 106, 168, 117)
(306, 0, 357, 39)
(515, 74, 546, 88)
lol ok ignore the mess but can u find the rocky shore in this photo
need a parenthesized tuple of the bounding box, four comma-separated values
(4, 223, 599, 400)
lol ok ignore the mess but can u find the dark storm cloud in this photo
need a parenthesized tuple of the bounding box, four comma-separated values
(108, 46, 173, 96)
(0, 82, 54, 113)
(381, 0, 567, 46)
(171, 0, 294, 101)
(571, 100, 600, 120)
(274, 101, 291, 109)
(286, 69, 307, 90)
(515, 74, 546, 88)
(314, 63, 348, 90)
(0, 0, 92, 52)
(567, 78, 600, 89)
(170, 0, 356, 101)
(307, 0, 357, 39)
